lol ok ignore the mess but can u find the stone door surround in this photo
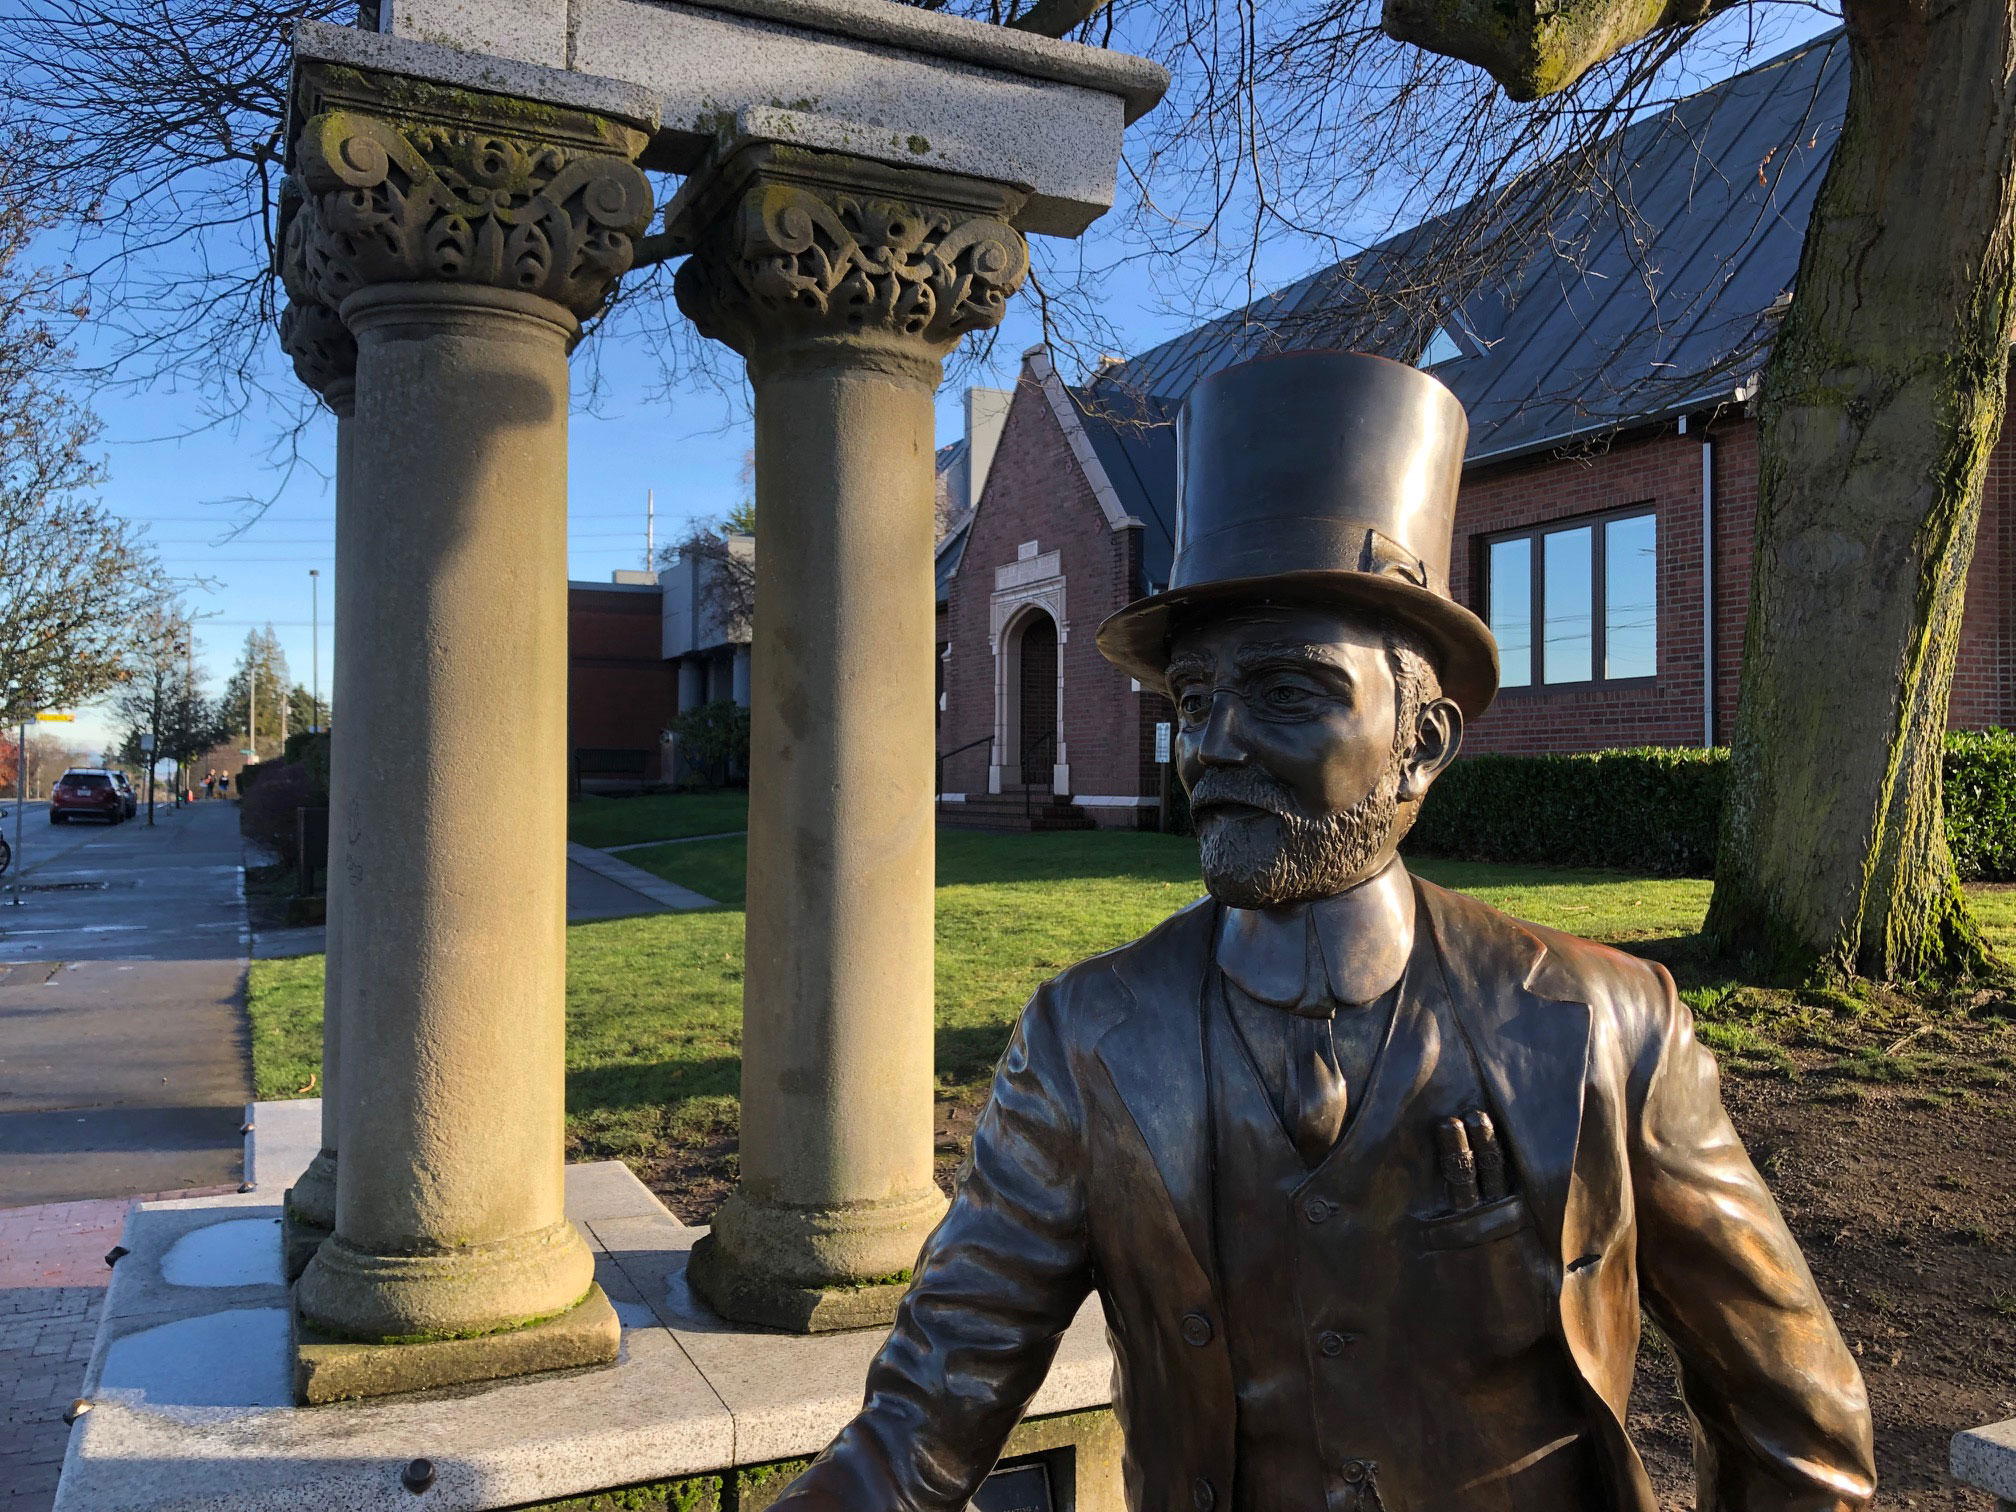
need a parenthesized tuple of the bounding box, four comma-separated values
(990, 542, 1070, 794)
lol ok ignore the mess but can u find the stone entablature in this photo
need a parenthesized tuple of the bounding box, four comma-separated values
(355, 0, 1166, 235)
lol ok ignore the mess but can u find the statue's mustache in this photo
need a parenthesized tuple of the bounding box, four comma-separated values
(1188, 768, 1303, 821)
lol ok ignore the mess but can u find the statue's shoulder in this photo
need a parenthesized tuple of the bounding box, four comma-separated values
(1032, 893, 1215, 1028)
(1415, 876, 1675, 1022)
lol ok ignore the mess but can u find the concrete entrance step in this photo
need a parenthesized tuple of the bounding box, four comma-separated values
(938, 791, 1097, 833)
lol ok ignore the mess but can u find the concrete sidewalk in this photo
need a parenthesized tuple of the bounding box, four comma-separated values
(250, 848, 717, 960)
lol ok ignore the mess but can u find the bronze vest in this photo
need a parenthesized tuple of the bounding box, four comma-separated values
(1206, 925, 1603, 1512)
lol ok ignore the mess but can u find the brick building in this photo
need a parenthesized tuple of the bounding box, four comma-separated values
(935, 30, 2016, 829)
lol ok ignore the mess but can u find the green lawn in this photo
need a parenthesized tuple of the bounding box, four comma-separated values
(245, 832, 2016, 1181)
(567, 790, 749, 849)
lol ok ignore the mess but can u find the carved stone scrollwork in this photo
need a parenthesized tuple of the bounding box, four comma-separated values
(279, 300, 358, 403)
(292, 107, 653, 321)
(675, 159, 1029, 375)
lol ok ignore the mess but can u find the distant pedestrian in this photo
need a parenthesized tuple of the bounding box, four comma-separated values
(203, 770, 216, 800)
(218, 772, 231, 799)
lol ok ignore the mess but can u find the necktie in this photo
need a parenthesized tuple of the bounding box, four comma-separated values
(1283, 1008, 1348, 1167)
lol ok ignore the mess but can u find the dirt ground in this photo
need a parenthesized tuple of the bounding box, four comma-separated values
(1629, 1081, 2016, 1508)
(645, 1061, 2016, 1509)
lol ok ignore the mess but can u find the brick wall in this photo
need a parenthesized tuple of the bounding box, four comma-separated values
(939, 373, 1151, 823)
(942, 392, 2016, 799)
(568, 585, 677, 782)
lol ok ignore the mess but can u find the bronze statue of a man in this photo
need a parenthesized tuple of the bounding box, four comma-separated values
(772, 353, 1875, 1511)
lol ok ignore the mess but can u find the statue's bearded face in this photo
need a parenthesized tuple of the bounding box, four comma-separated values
(1167, 606, 1420, 909)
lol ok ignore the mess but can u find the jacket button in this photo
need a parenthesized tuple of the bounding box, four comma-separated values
(1343, 1459, 1368, 1482)
(1304, 1197, 1334, 1224)
(1193, 1477, 1216, 1511)
(1181, 1312, 1213, 1346)
(1317, 1330, 1352, 1357)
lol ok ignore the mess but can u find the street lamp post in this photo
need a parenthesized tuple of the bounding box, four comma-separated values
(309, 569, 321, 734)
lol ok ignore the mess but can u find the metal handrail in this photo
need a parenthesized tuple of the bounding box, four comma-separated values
(1022, 730, 1056, 826)
(936, 735, 991, 801)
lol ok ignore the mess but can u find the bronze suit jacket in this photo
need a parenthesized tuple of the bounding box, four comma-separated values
(770, 881, 1877, 1512)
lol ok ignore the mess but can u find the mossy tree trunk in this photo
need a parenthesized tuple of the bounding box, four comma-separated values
(1701, 0, 2016, 980)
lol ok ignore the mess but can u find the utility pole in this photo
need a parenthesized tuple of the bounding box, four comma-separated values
(310, 569, 321, 734)
(11, 722, 23, 908)
(646, 488, 656, 573)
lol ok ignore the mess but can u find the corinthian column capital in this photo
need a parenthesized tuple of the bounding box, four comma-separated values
(288, 66, 654, 322)
(673, 146, 1029, 382)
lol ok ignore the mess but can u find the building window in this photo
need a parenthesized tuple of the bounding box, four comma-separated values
(1484, 509, 1657, 688)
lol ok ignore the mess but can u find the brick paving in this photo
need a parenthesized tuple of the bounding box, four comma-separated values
(0, 1189, 234, 1511)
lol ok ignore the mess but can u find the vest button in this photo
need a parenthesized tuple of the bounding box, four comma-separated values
(1317, 1329, 1353, 1357)
(1303, 1198, 1334, 1224)
(1343, 1459, 1368, 1483)
(1193, 1477, 1216, 1511)
(1181, 1312, 1213, 1346)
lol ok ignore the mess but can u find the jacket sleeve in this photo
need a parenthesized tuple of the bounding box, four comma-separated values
(768, 976, 1098, 1512)
(1627, 964, 1877, 1511)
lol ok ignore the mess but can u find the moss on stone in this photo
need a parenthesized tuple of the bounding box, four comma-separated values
(509, 1472, 725, 1511)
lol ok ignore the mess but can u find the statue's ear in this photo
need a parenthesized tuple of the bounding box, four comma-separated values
(1398, 696, 1463, 803)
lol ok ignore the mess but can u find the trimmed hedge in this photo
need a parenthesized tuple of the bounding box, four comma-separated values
(1402, 733, 2016, 881)
(1406, 747, 1726, 876)
(1945, 728, 2016, 881)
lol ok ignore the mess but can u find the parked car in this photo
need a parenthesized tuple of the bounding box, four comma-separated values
(50, 769, 125, 824)
(108, 770, 138, 818)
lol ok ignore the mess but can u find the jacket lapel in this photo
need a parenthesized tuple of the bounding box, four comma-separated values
(1417, 880, 1592, 1266)
(1093, 898, 1219, 1282)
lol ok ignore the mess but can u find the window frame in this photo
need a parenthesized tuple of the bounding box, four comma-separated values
(1480, 503, 1660, 692)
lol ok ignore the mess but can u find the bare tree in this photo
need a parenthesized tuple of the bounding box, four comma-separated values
(0, 122, 167, 723)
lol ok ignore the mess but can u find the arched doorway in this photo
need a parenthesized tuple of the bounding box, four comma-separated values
(1016, 612, 1058, 782)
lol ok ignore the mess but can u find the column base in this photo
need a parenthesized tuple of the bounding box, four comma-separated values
(687, 1186, 947, 1333)
(296, 1219, 598, 1342)
(281, 1150, 338, 1280)
(292, 1283, 620, 1405)
(279, 1202, 332, 1282)
(686, 1232, 912, 1332)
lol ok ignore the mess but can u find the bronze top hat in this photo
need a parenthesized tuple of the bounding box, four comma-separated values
(1096, 350, 1499, 718)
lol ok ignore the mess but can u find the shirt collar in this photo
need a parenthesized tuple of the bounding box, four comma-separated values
(1215, 857, 1416, 1013)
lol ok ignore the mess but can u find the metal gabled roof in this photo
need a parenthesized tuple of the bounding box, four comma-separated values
(1086, 30, 1846, 465)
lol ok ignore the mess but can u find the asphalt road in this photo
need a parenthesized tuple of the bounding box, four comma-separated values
(0, 801, 251, 1205)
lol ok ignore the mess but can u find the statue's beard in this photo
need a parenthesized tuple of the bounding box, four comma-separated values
(1191, 762, 1402, 909)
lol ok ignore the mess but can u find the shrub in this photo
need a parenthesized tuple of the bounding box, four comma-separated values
(671, 701, 750, 788)
(1945, 729, 2016, 881)
(1403, 733, 2016, 880)
(239, 759, 314, 868)
(1406, 747, 1727, 875)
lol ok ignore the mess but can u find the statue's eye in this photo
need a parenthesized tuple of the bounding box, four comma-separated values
(1179, 691, 1211, 721)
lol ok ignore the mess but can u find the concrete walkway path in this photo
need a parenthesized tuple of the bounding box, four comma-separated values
(0, 803, 251, 1210)
(564, 842, 717, 915)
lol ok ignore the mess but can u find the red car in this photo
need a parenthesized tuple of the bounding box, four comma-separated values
(50, 769, 125, 824)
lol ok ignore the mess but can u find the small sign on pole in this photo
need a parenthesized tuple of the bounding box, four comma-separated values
(35, 711, 74, 723)
(140, 732, 156, 753)
(1154, 721, 1172, 765)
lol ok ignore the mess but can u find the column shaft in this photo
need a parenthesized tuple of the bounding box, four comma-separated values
(671, 147, 1029, 1330)
(296, 283, 591, 1342)
(728, 359, 944, 1264)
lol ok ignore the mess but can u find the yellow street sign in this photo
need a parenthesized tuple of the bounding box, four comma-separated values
(35, 712, 74, 722)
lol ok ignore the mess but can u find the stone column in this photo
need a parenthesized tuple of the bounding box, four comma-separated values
(276, 286, 354, 1282)
(274, 293, 354, 1280)
(673, 144, 1029, 1330)
(284, 67, 653, 1402)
